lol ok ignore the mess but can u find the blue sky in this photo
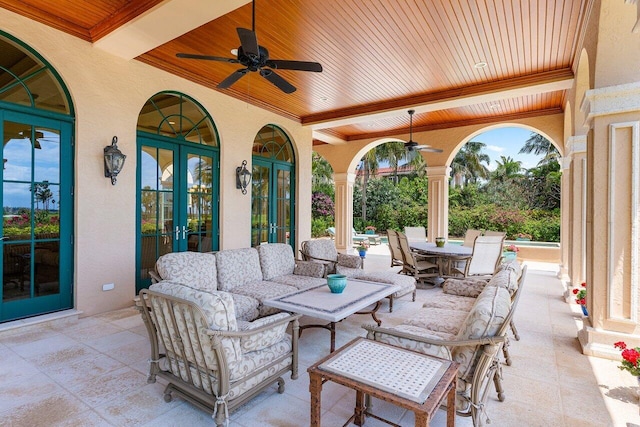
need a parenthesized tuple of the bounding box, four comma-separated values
(471, 127, 544, 171)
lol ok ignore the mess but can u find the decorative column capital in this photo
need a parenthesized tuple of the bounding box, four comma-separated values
(582, 81, 640, 126)
(565, 135, 587, 158)
(333, 172, 357, 184)
(425, 165, 452, 178)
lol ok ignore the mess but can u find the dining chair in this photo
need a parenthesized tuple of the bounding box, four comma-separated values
(462, 229, 483, 247)
(386, 229, 405, 269)
(449, 235, 505, 279)
(396, 231, 439, 284)
(484, 230, 506, 237)
(403, 226, 426, 243)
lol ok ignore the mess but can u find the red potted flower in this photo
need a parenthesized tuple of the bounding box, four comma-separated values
(572, 282, 587, 316)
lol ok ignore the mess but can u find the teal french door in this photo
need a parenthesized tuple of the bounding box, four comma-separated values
(0, 112, 73, 322)
(251, 158, 294, 246)
(136, 133, 219, 291)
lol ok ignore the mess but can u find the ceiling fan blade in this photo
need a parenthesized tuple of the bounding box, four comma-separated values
(266, 60, 323, 72)
(416, 145, 443, 153)
(237, 28, 259, 58)
(218, 69, 249, 89)
(260, 69, 296, 93)
(176, 53, 238, 63)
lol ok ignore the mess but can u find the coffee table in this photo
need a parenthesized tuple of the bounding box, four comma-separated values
(308, 337, 459, 427)
(263, 279, 400, 352)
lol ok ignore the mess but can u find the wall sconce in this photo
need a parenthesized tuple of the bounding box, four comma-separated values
(236, 160, 252, 195)
(104, 136, 126, 185)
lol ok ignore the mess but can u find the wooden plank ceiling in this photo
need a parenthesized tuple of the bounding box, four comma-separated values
(0, 0, 586, 144)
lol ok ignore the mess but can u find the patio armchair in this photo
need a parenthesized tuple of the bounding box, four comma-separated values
(404, 226, 427, 243)
(462, 229, 483, 247)
(137, 281, 301, 427)
(300, 239, 363, 277)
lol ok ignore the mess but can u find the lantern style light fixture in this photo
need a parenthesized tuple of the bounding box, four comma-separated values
(236, 160, 252, 195)
(104, 136, 126, 185)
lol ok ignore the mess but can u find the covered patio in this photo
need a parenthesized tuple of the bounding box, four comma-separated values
(0, 245, 637, 426)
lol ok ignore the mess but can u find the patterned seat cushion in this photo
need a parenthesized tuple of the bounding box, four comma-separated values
(257, 243, 296, 280)
(354, 271, 416, 298)
(270, 274, 327, 290)
(404, 308, 469, 335)
(442, 278, 488, 298)
(231, 281, 298, 317)
(305, 239, 339, 261)
(155, 252, 217, 292)
(485, 269, 519, 295)
(230, 293, 260, 322)
(216, 248, 263, 292)
(497, 259, 522, 280)
(422, 293, 476, 311)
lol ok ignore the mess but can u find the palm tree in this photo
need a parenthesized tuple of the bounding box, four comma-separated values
(376, 141, 408, 183)
(450, 141, 490, 187)
(492, 156, 523, 182)
(519, 133, 555, 156)
(311, 152, 333, 189)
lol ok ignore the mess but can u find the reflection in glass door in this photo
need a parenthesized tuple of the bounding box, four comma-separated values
(1, 116, 72, 322)
(137, 136, 218, 291)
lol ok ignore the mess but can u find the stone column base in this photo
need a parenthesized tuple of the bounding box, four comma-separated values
(578, 325, 640, 360)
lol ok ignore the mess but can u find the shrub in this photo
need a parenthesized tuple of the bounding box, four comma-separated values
(311, 217, 333, 237)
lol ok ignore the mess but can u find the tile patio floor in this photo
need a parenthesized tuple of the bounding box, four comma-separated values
(1, 244, 640, 426)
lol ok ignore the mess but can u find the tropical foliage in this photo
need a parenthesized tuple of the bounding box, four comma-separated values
(311, 131, 561, 241)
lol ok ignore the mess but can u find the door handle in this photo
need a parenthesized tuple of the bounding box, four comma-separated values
(175, 226, 180, 240)
(182, 226, 187, 240)
(0, 236, 8, 241)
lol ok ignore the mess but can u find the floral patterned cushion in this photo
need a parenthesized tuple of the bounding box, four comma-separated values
(372, 324, 452, 360)
(148, 281, 242, 369)
(155, 252, 218, 292)
(454, 286, 510, 382)
(236, 312, 291, 353)
(354, 271, 416, 298)
(442, 278, 488, 298)
(293, 261, 326, 278)
(305, 239, 338, 261)
(231, 281, 298, 317)
(485, 269, 518, 295)
(270, 274, 327, 290)
(422, 293, 476, 311)
(216, 248, 263, 292)
(497, 259, 522, 279)
(257, 243, 295, 280)
(336, 265, 364, 278)
(337, 253, 363, 269)
(404, 308, 469, 335)
(230, 293, 260, 322)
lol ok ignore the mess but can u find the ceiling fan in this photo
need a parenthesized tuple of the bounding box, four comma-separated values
(175, 0, 322, 94)
(404, 110, 443, 153)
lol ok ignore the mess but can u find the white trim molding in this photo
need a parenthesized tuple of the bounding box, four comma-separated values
(582, 82, 640, 125)
(425, 165, 452, 178)
(608, 121, 640, 323)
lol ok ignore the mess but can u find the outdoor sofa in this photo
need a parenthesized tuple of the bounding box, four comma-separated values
(363, 260, 526, 426)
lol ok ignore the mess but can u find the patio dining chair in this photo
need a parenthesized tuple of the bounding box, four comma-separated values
(386, 229, 405, 270)
(448, 235, 505, 279)
(484, 230, 506, 238)
(404, 226, 427, 243)
(396, 231, 439, 285)
(462, 229, 483, 247)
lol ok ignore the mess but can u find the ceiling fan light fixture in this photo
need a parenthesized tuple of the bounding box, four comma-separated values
(474, 61, 488, 69)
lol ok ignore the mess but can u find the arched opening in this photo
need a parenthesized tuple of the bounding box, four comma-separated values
(135, 91, 220, 291)
(0, 31, 74, 322)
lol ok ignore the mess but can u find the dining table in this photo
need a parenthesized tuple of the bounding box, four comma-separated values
(409, 242, 473, 281)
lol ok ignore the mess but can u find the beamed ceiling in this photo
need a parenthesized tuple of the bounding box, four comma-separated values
(0, 0, 586, 145)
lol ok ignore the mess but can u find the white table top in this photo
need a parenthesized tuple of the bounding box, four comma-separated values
(263, 279, 401, 323)
(410, 242, 472, 257)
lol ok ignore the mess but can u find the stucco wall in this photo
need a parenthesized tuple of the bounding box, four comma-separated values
(0, 8, 313, 317)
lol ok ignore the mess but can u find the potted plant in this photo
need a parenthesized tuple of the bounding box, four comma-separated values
(503, 244, 519, 261)
(364, 225, 377, 235)
(613, 342, 640, 385)
(356, 243, 369, 257)
(572, 282, 587, 316)
(515, 233, 532, 241)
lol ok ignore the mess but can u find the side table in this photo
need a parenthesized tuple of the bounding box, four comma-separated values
(308, 337, 459, 426)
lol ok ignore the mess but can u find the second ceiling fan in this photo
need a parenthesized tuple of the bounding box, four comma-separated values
(175, 0, 322, 94)
(404, 110, 443, 153)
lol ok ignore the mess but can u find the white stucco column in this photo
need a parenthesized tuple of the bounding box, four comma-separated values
(426, 166, 451, 242)
(566, 135, 587, 289)
(333, 172, 356, 252)
(578, 82, 640, 359)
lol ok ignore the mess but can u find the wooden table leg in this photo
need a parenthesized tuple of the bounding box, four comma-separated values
(354, 390, 365, 426)
(309, 372, 323, 427)
(446, 381, 456, 427)
(414, 412, 428, 427)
